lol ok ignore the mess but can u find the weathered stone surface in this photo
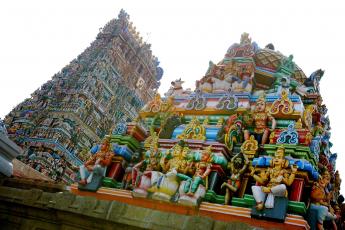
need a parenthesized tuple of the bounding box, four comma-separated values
(213, 221, 262, 230)
(0, 185, 260, 230)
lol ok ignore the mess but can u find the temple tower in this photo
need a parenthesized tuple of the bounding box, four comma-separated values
(3, 10, 163, 183)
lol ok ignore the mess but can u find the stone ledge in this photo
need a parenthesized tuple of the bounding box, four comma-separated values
(0, 185, 260, 230)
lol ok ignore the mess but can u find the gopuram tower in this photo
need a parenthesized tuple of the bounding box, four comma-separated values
(3, 10, 163, 184)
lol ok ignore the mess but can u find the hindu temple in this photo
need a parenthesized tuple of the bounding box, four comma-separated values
(2, 10, 163, 183)
(0, 10, 343, 230)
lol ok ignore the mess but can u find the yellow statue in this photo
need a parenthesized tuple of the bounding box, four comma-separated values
(250, 146, 297, 210)
(160, 140, 190, 174)
(148, 141, 192, 201)
(244, 94, 276, 145)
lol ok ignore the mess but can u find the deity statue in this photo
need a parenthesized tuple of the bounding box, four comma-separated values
(250, 146, 297, 210)
(122, 151, 140, 190)
(310, 171, 337, 230)
(160, 140, 190, 175)
(180, 146, 212, 195)
(177, 146, 213, 206)
(221, 152, 249, 205)
(79, 137, 114, 186)
(132, 136, 162, 197)
(244, 94, 276, 145)
(148, 140, 191, 201)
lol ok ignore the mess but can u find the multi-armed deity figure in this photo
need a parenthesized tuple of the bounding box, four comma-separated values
(250, 146, 297, 210)
(79, 137, 114, 185)
(244, 94, 276, 145)
(222, 152, 249, 205)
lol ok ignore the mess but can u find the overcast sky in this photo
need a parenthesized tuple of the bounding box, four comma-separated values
(1, 0, 345, 191)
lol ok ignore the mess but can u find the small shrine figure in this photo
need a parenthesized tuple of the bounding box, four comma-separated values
(244, 94, 276, 145)
(221, 152, 249, 205)
(250, 146, 297, 210)
(146, 140, 191, 201)
(177, 146, 213, 206)
(132, 137, 161, 196)
(79, 137, 113, 186)
(160, 140, 190, 174)
(180, 146, 212, 195)
(309, 171, 337, 230)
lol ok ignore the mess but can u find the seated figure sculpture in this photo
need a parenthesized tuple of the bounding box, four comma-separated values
(149, 140, 191, 201)
(78, 137, 113, 191)
(244, 94, 276, 145)
(132, 141, 161, 198)
(221, 152, 249, 205)
(178, 146, 212, 206)
(250, 146, 297, 211)
(309, 171, 337, 230)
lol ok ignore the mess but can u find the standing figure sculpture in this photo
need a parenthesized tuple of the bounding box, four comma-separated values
(221, 152, 249, 205)
(131, 139, 161, 198)
(79, 138, 113, 187)
(250, 146, 297, 210)
(244, 95, 276, 145)
(309, 171, 337, 230)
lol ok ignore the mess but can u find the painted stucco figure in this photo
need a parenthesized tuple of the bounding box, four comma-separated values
(250, 146, 297, 210)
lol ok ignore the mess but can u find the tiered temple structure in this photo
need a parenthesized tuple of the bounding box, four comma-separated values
(70, 33, 342, 229)
(3, 10, 163, 184)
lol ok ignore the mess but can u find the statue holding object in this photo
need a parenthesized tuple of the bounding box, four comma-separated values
(180, 146, 212, 195)
(244, 94, 276, 145)
(250, 146, 297, 210)
(148, 140, 191, 201)
(132, 137, 161, 197)
(177, 146, 212, 206)
(309, 171, 337, 230)
(78, 137, 113, 190)
(221, 152, 249, 205)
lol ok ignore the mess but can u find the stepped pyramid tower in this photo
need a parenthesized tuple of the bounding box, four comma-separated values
(68, 33, 341, 229)
(3, 10, 163, 184)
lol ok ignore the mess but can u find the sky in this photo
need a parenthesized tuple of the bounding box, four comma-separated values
(1, 0, 345, 191)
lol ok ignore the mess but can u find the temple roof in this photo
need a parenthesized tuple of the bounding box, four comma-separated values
(254, 48, 307, 83)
